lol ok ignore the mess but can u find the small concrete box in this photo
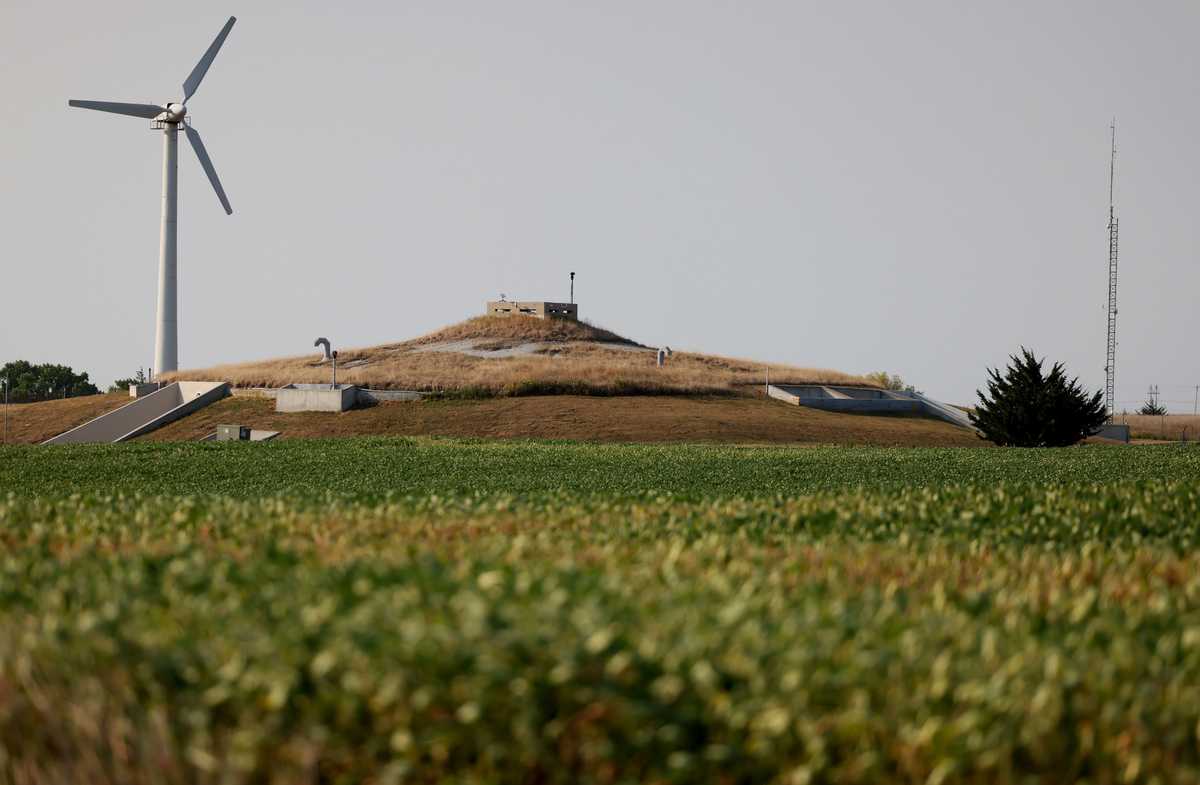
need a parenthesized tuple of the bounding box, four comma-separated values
(216, 424, 252, 441)
(1096, 423, 1131, 443)
(275, 384, 359, 413)
(129, 383, 159, 398)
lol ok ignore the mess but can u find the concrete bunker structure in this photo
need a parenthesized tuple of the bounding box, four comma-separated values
(275, 384, 359, 413)
(485, 300, 578, 320)
(768, 384, 976, 431)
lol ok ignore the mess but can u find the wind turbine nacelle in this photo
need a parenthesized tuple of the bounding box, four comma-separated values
(165, 103, 187, 121)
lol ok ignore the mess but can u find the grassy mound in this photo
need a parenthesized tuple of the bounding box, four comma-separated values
(409, 315, 642, 347)
(166, 315, 875, 396)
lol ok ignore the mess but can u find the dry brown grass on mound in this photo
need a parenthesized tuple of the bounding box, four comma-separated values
(166, 315, 875, 396)
(407, 315, 642, 347)
(0, 392, 129, 444)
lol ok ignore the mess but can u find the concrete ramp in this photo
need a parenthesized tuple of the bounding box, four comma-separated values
(908, 392, 976, 430)
(43, 381, 230, 445)
(769, 384, 977, 432)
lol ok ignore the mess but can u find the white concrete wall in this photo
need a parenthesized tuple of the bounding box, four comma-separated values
(767, 386, 801, 405)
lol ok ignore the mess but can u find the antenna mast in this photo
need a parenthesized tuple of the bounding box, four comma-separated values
(1104, 120, 1119, 422)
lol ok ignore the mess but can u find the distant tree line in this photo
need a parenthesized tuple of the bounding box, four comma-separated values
(0, 361, 100, 403)
(108, 368, 149, 394)
(865, 371, 922, 396)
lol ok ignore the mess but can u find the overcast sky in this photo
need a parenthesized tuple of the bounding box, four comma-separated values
(2, 0, 1197, 409)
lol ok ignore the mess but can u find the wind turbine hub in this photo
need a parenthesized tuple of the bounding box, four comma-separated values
(165, 103, 187, 121)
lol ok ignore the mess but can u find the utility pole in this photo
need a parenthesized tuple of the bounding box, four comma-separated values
(2, 376, 8, 445)
(570, 272, 575, 304)
(1193, 385, 1197, 416)
(1104, 120, 1120, 423)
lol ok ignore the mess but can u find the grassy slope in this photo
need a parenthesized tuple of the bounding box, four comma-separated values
(165, 315, 876, 395)
(0, 392, 128, 444)
(140, 395, 980, 447)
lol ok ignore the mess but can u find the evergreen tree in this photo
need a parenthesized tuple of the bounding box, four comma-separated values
(1138, 398, 1167, 416)
(969, 348, 1107, 447)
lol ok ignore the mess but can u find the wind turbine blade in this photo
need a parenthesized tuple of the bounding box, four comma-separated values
(182, 16, 236, 103)
(184, 126, 233, 215)
(68, 100, 163, 119)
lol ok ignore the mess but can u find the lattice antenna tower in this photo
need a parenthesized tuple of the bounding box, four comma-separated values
(1104, 120, 1119, 422)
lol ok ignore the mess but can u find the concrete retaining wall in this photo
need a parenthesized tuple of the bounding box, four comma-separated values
(235, 387, 425, 404)
(357, 389, 424, 403)
(230, 387, 278, 399)
(44, 381, 230, 445)
(769, 385, 977, 432)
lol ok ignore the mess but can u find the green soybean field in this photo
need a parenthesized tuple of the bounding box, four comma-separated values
(1, 439, 1199, 784)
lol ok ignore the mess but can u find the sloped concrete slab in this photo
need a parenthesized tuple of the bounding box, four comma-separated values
(43, 381, 231, 445)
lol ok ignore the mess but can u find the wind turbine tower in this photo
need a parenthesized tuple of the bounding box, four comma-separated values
(69, 17, 237, 380)
(1104, 121, 1119, 422)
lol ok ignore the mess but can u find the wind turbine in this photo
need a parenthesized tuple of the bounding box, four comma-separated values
(69, 16, 237, 379)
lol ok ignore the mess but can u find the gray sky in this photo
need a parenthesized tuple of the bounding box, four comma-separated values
(3, 0, 1197, 409)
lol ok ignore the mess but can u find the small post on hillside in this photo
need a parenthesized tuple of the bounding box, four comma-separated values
(2, 376, 8, 444)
